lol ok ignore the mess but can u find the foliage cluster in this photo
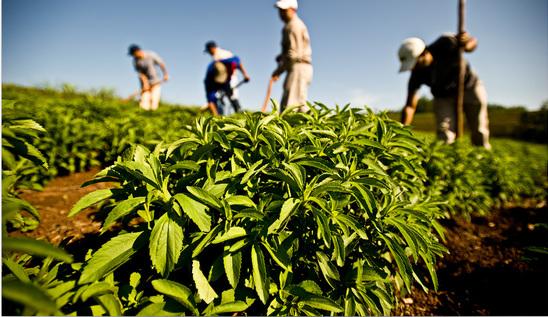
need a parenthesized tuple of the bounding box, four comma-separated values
(423, 137, 547, 219)
(4, 104, 449, 315)
(2, 84, 198, 187)
(2, 111, 76, 315)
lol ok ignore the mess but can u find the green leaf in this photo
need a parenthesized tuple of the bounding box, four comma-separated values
(69, 189, 112, 217)
(192, 260, 218, 304)
(295, 158, 333, 173)
(9, 119, 47, 133)
(212, 227, 247, 244)
(268, 198, 300, 234)
(251, 243, 269, 304)
(150, 212, 184, 276)
(192, 224, 223, 258)
(300, 296, 344, 313)
(174, 193, 211, 232)
(226, 195, 256, 208)
(79, 231, 146, 284)
(381, 235, 413, 292)
(102, 197, 146, 232)
(136, 303, 166, 316)
(2, 280, 57, 314)
(208, 301, 250, 315)
(81, 282, 114, 301)
(151, 279, 198, 315)
(187, 186, 222, 210)
(261, 241, 292, 272)
(166, 160, 201, 172)
(95, 293, 122, 316)
(283, 162, 305, 191)
(223, 251, 242, 289)
(2, 196, 40, 221)
(3, 237, 73, 263)
(316, 251, 340, 281)
(2, 258, 30, 282)
(47, 281, 75, 302)
(240, 160, 264, 185)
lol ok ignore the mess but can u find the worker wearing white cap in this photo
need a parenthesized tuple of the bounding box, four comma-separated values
(271, 0, 313, 112)
(398, 33, 491, 149)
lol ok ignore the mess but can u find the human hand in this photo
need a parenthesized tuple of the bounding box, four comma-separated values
(244, 76, 251, 83)
(457, 32, 470, 46)
(271, 75, 279, 82)
(163, 74, 170, 82)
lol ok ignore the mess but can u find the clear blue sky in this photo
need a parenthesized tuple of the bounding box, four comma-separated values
(2, 0, 547, 111)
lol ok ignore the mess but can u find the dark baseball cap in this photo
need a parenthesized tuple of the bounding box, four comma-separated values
(204, 41, 217, 52)
(128, 44, 141, 56)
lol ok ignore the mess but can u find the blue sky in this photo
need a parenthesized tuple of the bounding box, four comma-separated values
(2, 0, 547, 111)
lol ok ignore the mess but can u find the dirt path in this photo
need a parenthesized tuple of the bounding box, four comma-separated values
(15, 168, 111, 245)
(10, 170, 548, 315)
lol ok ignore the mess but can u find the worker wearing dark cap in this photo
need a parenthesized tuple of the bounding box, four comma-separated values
(128, 44, 169, 111)
(204, 41, 250, 114)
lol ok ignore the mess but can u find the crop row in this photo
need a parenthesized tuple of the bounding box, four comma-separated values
(2, 85, 546, 315)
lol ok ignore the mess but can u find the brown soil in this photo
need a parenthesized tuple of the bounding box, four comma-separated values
(9, 170, 548, 316)
(13, 168, 111, 245)
(396, 202, 548, 316)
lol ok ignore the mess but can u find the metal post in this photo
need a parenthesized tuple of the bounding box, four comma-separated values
(456, 0, 466, 139)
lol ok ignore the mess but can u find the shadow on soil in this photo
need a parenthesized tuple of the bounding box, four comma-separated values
(432, 205, 548, 316)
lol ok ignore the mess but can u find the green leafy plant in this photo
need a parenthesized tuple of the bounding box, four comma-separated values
(68, 104, 447, 315)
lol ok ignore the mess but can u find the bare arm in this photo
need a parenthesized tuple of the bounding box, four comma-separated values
(139, 73, 150, 92)
(158, 63, 169, 81)
(401, 89, 419, 125)
(238, 62, 251, 82)
(207, 101, 219, 116)
(272, 56, 286, 80)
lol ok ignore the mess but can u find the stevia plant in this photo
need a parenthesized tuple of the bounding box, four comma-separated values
(2, 111, 76, 315)
(68, 104, 447, 316)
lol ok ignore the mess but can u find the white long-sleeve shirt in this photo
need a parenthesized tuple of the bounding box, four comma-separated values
(273, 14, 312, 76)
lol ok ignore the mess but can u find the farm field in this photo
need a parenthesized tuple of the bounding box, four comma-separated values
(2, 85, 547, 316)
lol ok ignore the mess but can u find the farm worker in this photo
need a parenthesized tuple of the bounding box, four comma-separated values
(271, 0, 313, 112)
(128, 44, 169, 111)
(204, 55, 250, 115)
(398, 33, 491, 149)
(205, 41, 249, 114)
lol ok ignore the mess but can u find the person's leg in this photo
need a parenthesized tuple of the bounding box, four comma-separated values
(296, 64, 313, 113)
(140, 90, 151, 110)
(226, 87, 241, 113)
(433, 97, 457, 144)
(151, 85, 161, 111)
(230, 74, 239, 100)
(216, 95, 224, 116)
(280, 70, 295, 112)
(464, 81, 491, 149)
(229, 97, 242, 113)
(282, 64, 312, 112)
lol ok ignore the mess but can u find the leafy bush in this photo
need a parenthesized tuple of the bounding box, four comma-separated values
(66, 105, 447, 315)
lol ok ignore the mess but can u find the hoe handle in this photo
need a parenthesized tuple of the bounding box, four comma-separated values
(456, 0, 466, 139)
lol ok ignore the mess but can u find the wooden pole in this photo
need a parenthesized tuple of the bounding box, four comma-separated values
(456, 0, 466, 138)
(261, 78, 274, 113)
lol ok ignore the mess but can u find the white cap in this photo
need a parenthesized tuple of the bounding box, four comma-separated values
(275, 0, 298, 10)
(398, 37, 426, 72)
